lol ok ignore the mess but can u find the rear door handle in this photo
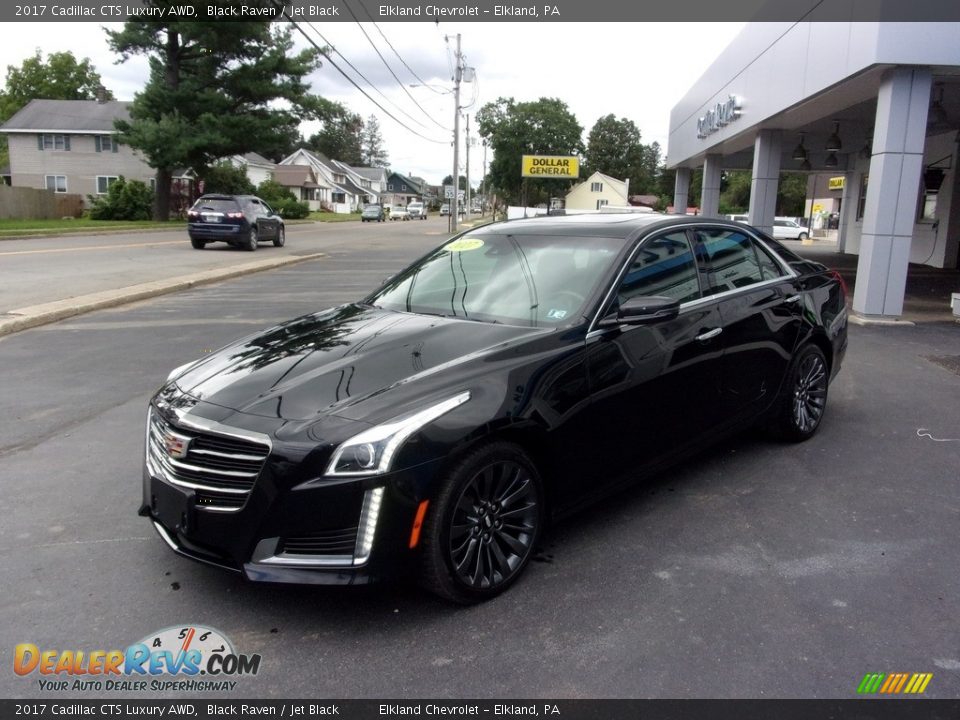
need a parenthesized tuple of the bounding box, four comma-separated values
(695, 327, 723, 341)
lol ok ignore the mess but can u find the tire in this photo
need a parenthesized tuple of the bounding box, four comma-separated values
(190, 237, 205, 250)
(419, 441, 544, 604)
(273, 226, 285, 247)
(244, 225, 258, 252)
(798, 232, 808, 240)
(772, 344, 829, 442)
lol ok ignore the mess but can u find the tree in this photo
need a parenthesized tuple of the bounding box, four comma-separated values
(88, 177, 154, 220)
(442, 174, 468, 191)
(107, 9, 324, 220)
(202, 162, 255, 196)
(476, 97, 583, 206)
(583, 115, 662, 196)
(307, 102, 364, 165)
(360, 115, 388, 167)
(717, 170, 808, 215)
(0, 49, 112, 171)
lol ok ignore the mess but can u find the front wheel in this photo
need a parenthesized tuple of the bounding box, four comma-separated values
(190, 237, 205, 250)
(273, 226, 285, 247)
(772, 344, 829, 442)
(420, 441, 544, 603)
(798, 232, 808, 240)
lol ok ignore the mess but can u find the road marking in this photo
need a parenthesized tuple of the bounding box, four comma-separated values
(0, 240, 185, 256)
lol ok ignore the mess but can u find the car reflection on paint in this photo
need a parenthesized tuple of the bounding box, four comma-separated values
(142, 213, 847, 603)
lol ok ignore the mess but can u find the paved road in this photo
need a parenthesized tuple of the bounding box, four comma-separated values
(1, 239, 959, 700)
(0, 216, 450, 314)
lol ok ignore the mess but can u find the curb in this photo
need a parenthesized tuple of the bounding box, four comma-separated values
(0, 252, 326, 338)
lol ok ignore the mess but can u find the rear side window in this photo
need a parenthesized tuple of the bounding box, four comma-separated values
(192, 198, 239, 213)
(617, 232, 701, 304)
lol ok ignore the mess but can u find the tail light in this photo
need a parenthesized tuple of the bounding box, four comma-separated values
(227, 212, 243, 219)
(187, 210, 198, 219)
(829, 270, 848, 299)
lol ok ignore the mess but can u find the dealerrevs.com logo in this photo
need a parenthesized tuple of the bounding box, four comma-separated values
(14, 625, 261, 692)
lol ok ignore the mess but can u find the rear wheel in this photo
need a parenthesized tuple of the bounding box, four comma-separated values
(420, 441, 543, 603)
(773, 344, 829, 441)
(244, 225, 258, 252)
(190, 237, 205, 250)
(798, 232, 808, 240)
(273, 226, 285, 247)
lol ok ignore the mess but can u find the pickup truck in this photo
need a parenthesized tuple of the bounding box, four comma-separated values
(390, 207, 410, 221)
(407, 202, 427, 220)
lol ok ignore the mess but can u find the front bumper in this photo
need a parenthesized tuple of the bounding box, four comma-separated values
(141, 406, 442, 585)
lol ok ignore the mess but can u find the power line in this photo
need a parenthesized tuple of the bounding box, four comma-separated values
(304, 22, 443, 137)
(340, 3, 451, 132)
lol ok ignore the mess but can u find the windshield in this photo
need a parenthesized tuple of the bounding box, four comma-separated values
(365, 233, 624, 326)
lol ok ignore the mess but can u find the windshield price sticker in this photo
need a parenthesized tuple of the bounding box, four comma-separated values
(443, 238, 485, 252)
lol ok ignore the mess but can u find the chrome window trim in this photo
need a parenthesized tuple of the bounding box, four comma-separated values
(587, 222, 799, 335)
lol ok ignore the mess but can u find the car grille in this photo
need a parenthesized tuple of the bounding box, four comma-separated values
(280, 527, 359, 557)
(146, 409, 270, 513)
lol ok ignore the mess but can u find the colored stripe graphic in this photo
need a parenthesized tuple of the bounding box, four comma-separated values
(857, 672, 932, 694)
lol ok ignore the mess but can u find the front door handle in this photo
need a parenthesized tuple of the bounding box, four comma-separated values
(695, 327, 723, 341)
(783, 294, 802, 304)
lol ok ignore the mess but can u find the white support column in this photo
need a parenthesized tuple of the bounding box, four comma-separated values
(837, 171, 857, 254)
(700, 154, 723, 218)
(673, 168, 691, 216)
(853, 68, 931, 319)
(748, 129, 782, 236)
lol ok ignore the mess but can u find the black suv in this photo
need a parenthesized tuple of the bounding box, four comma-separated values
(187, 195, 285, 251)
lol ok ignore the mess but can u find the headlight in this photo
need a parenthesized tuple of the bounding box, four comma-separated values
(326, 391, 471, 476)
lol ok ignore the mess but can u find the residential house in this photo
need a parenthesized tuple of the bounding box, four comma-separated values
(0, 98, 195, 208)
(272, 164, 325, 209)
(565, 171, 630, 211)
(280, 148, 359, 213)
(351, 166, 388, 195)
(331, 160, 380, 209)
(383, 172, 426, 207)
(226, 152, 275, 188)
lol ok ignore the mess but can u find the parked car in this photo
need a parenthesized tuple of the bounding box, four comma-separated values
(439, 203, 450, 216)
(407, 202, 427, 220)
(143, 215, 847, 603)
(772, 218, 811, 240)
(362, 204, 385, 222)
(390, 207, 411, 221)
(471, 206, 482, 214)
(187, 195, 284, 251)
(727, 214, 749, 223)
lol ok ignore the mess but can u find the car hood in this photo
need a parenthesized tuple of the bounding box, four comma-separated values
(174, 305, 542, 422)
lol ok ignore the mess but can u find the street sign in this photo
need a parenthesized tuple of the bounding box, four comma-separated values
(521, 155, 580, 179)
(444, 185, 455, 199)
(828, 177, 845, 190)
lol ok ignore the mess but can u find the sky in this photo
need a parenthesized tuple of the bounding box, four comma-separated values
(0, 21, 746, 186)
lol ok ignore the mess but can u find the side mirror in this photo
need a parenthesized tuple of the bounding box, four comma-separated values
(600, 296, 680, 327)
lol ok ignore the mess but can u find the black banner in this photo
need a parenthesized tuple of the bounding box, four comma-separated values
(4, 0, 960, 23)
(2, 700, 960, 720)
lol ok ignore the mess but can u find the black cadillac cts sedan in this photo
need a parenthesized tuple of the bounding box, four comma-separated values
(141, 214, 847, 602)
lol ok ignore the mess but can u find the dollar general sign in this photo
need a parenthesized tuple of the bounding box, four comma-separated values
(521, 155, 580, 179)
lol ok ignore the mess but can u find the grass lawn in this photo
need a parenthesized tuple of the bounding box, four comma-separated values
(309, 211, 361, 223)
(0, 218, 185, 238)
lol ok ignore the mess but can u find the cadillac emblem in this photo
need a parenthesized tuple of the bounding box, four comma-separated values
(163, 430, 191, 459)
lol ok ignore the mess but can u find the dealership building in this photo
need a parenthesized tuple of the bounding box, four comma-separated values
(667, 22, 960, 320)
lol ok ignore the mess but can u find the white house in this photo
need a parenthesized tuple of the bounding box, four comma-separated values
(227, 152, 275, 188)
(565, 171, 630, 211)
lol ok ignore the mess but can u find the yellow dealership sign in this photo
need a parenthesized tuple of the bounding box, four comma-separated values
(828, 176, 845, 190)
(521, 155, 580, 178)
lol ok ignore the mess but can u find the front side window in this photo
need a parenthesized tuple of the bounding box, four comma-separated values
(45, 175, 67, 193)
(367, 233, 624, 327)
(617, 232, 701, 305)
(693, 229, 766, 294)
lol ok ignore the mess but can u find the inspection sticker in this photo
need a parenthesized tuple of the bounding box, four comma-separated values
(443, 238, 484, 252)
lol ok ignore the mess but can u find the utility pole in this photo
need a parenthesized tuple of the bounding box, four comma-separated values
(481, 139, 487, 215)
(450, 33, 462, 234)
(465, 113, 471, 220)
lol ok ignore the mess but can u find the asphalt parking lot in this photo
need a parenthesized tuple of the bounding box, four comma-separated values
(1, 235, 959, 699)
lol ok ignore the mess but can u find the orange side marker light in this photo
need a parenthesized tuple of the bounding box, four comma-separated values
(409, 500, 430, 549)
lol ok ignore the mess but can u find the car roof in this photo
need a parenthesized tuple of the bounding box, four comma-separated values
(469, 213, 751, 239)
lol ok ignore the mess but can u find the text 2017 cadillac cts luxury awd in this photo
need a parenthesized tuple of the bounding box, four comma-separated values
(141, 214, 847, 602)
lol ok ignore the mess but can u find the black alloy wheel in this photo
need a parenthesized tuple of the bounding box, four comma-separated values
(420, 442, 543, 603)
(244, 225, 258, 251)
(273, 226, 285, 247)
(774, 344, 828, 441)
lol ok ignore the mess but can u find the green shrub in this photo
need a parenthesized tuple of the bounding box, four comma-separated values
(273, 197, 309, 219)
(203, 163, 255, 195)
(255, 179, 297, 205)
(88, 177, 154, 220)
